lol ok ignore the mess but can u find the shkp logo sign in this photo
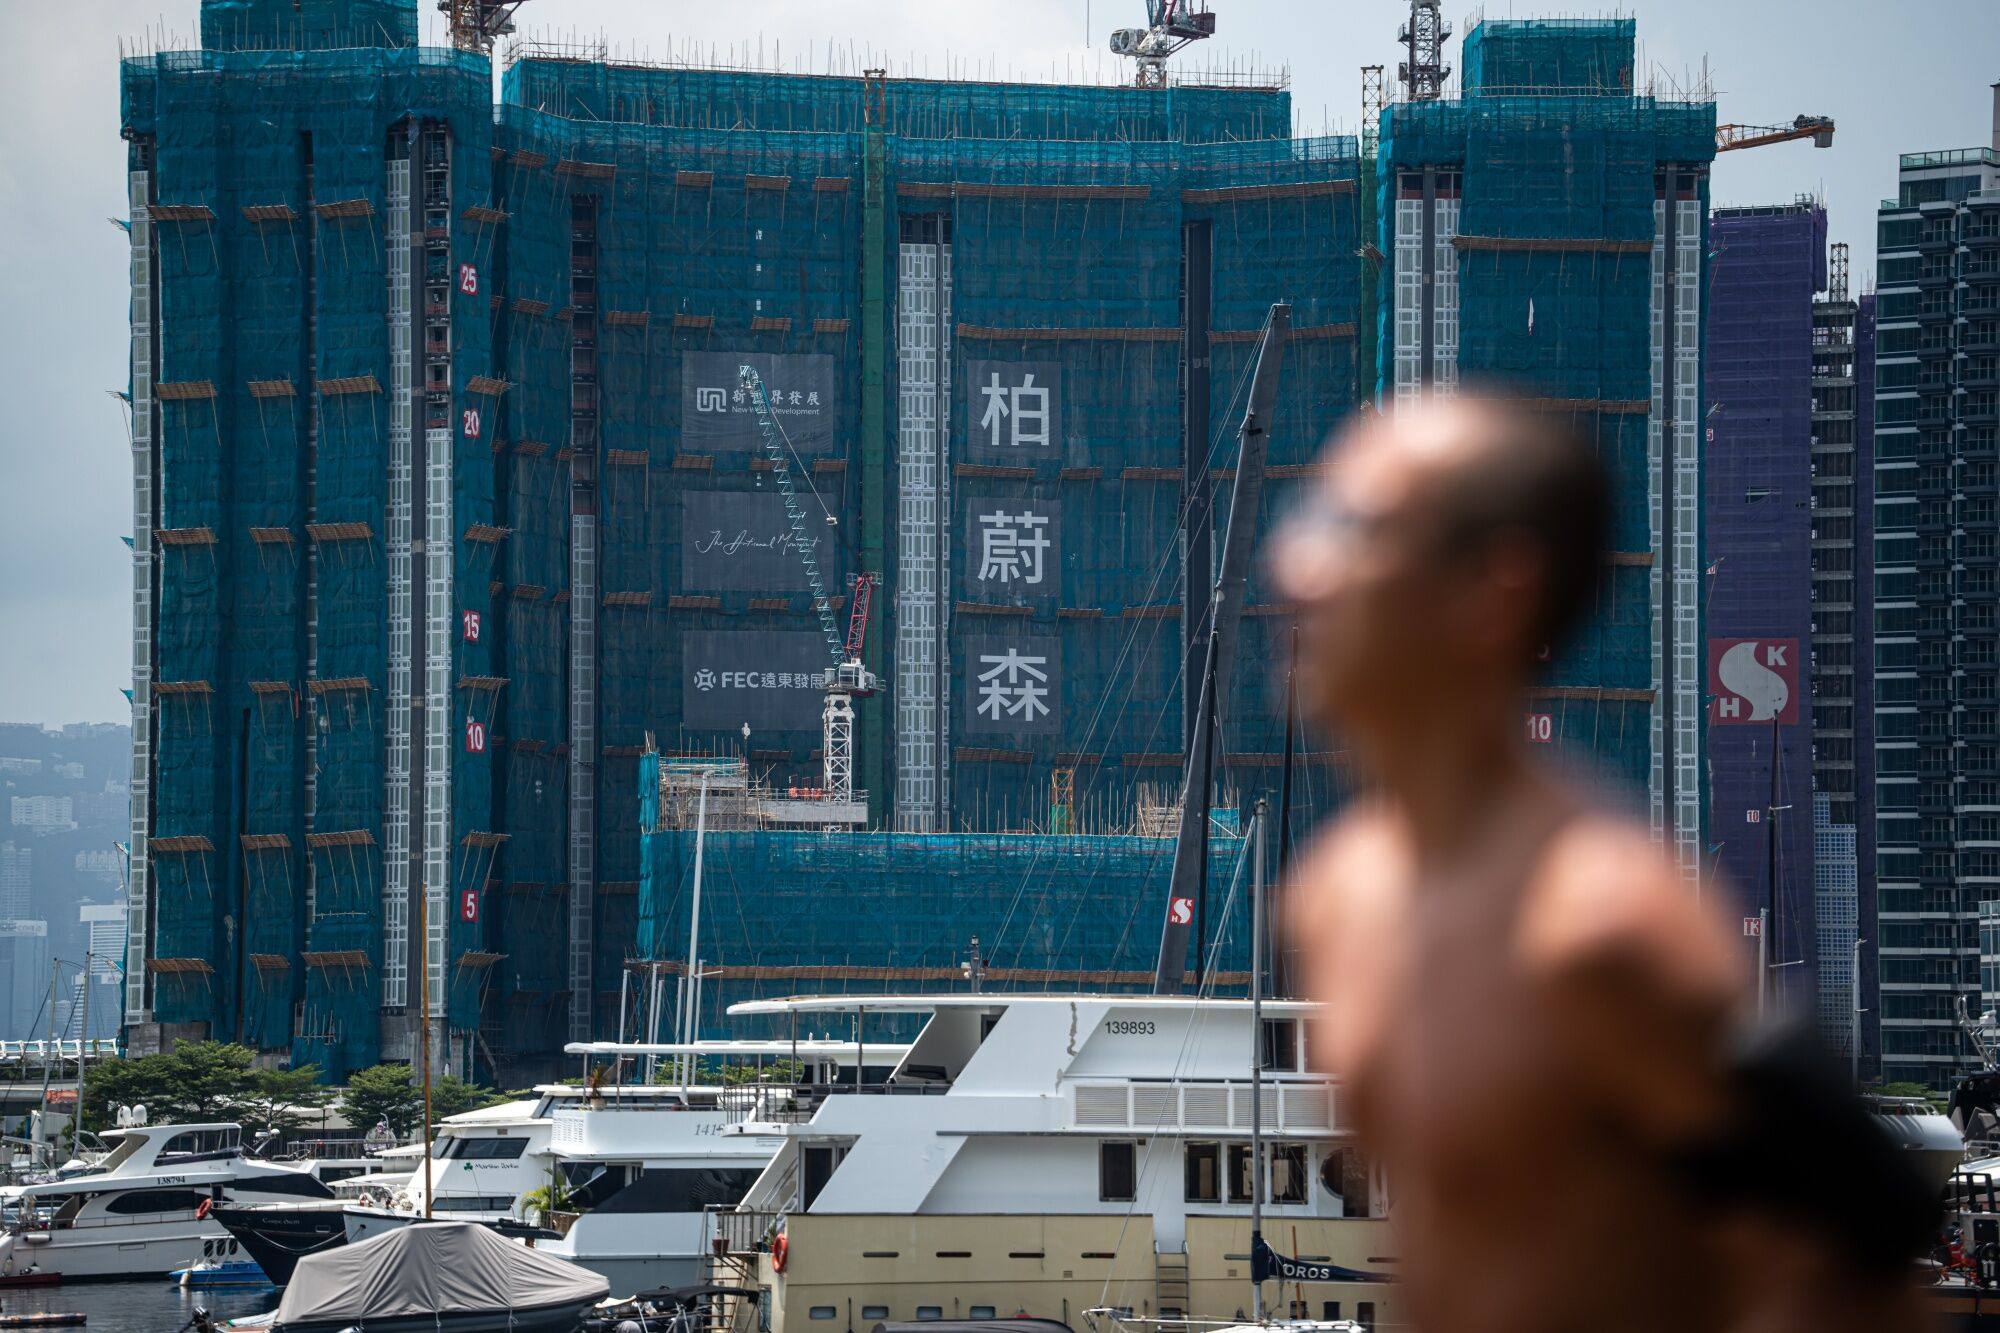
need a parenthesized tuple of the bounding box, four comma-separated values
(1708, 638, 1799, 725)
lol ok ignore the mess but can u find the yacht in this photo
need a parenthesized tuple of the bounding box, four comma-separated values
(218, 1099, 553, 1284)
(537, 1039, 908, 1294)
(0, 1122, 334, 1284)
(694, 994, 1400, 1333)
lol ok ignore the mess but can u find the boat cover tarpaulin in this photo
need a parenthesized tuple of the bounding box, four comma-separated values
(274, 1221, 609, 1326)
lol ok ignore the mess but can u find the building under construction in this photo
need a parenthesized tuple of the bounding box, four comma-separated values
(120, 0, 1714, 1078)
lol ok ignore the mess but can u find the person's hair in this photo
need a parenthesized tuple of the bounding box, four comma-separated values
(1430, 392, 1610, 652)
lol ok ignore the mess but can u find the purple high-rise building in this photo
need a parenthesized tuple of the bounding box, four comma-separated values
(1703, 203, 1826, 1001)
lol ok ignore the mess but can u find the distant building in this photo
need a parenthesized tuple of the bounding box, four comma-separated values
(1703, 202, 1823, 1002)
(0, 920, 50, 1041)
(1874, 98, 2000, 1085)
(64, 905, 126, 1042)
(7, 796, 72, 835)
(1810, 239, 1873, 1066)
(0, 758, 43, 777)
(0, 843, 28, 921)
(54, 762, 85, 782)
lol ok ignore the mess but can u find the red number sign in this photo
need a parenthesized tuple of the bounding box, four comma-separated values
(457, 263, 479, 295)
(460, 890, 480, 924)
(1746, 808, 1761, 824)
(462, 610, 481, 643)
(1742, 916, 1762, 938)
(1524, 713, 1554, 744)
(462, 407, 481, 439)
(464, 718, 486, 753)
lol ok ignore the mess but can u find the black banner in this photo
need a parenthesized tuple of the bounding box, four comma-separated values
(963, 359, 1062, 462)
(682, 630, 829, 732)
(681, 352, 836, 454)
(960, 634, 1061, 739)
(679, 491, 819, 593)
(1251, 1235, 1392, 1285)
(962, 497, 1060, 607)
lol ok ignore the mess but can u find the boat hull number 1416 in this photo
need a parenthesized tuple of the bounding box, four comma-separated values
(1106, 1020, 1156, 1036)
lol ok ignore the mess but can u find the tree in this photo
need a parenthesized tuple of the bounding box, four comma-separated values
(240, 1066, 332, 1138)
(339, 1064, 424, 1139)
(81, 1041, 261, 1132)
(431, 1074, 511, 1123)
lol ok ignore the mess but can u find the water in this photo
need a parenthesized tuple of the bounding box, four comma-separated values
(0, 1279, 277, 1331)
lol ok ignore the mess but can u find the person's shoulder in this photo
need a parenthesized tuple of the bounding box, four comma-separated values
(1517, 807, 1743, 1005)
(1285, 802, 1406, 933)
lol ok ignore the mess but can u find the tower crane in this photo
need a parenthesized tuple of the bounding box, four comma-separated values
(739, 365, 880, 813)
(1109, 0, 1216, 89)
(440, 0, 527, 53)
(1716, 115, 1835, 154)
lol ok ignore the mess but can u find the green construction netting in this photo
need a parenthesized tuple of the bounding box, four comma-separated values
(201, 0, 417, 52)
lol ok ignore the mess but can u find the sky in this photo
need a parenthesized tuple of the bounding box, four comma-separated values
(0, 0, 1992, 725)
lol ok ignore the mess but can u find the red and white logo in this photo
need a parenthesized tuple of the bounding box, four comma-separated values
(462, 610, 481, 643)
(457, 263, 479, 295)
(464, 718, 486, 753)
(460, 889, 479, 924)
(1168, 897, 1194, 926)
(1708, 638, 1799, 725)
(462, 407, 481, 439)
(1742, 916, 1761, 938)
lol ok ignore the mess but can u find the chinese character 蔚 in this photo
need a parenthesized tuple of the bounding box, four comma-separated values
(978, 510, 1051, 586)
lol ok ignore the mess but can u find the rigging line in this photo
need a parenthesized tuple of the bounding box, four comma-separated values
(750, 371, 836, 524)
(984, 310, 1271, 962)
(1094, 840, 1251, 1314)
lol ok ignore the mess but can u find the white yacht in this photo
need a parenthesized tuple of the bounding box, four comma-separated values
(696, 994, 1399, 1333)
(538, 1039, 909, 1294)
(341, 1097, 553, 1243)
(0, 1122, 334, 1284)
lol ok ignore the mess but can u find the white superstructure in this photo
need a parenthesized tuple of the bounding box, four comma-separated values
(700, 994, 1397, 1333)
(0, 1122, 333, 1283)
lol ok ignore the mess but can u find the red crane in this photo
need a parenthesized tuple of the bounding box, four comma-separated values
(1716, 115, 1835, 154)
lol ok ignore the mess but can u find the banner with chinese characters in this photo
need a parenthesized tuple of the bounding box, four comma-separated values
(679, 491, 820, 592)
(961, 634, 1062, 738)
(681, 630, 829, 732)
(681, 352, 836, 454)
(963, 498, 1060, 607)
(962, 360, 1062, 462)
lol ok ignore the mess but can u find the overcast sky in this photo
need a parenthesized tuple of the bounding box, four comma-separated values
(0, 1, 1991, 725)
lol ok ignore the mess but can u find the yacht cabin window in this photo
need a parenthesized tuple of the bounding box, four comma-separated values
(1098, 1141, 1137, 1203)
(809, 1309, 838, 1321)
(1271, 1144, 1308, 1204)
(1184, 1142, 1220, 1203)
(446, 1136, 527, 1160)
(1260, 1019, 1301, 1072)
(1227, 1143, 1254, 1203)
(862, 1308, 889, 1321)
(970, 1308, 997, 1320)
(103, 1188, 209, 1215)
(916, 1308, 944, 1321)
(159, 1127, 239, 1163)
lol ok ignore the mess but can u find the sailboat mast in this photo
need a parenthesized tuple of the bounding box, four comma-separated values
(1250, 797, 1267, 1323)
(417, 873, 434, 1220)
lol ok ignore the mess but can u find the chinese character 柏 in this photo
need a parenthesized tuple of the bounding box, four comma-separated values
(976, 649, 1051, 724)
(979, 371, 1051, 450)
(978, 510, 1051, 586)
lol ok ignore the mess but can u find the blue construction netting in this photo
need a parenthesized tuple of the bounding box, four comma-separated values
(1377, 18, 1715, 799)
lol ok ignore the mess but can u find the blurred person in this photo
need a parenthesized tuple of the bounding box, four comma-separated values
(1273, 393, 1934, 1333)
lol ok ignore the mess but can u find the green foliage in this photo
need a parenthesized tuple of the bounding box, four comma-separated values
(82, 1041, 263, 1132)
(338, 1064, 424, 1138)
(240, 1066, 333, 1136)
(1871, 1079, 1949, 1109)
(338, 1065, 511, 1138)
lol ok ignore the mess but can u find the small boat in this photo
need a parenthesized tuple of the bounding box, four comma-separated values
(230, 1221, 609, 1332)
(171, 1257, 270, 1288)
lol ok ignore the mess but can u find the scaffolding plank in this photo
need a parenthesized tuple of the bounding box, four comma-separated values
(157, 380, 218, 401)
(1453, 234, 1650, 254)
(812, 177, 851, 193)
(555, 159, 616, 180)
(150, 203, 216, 222)
(152, 681, 214, 697)
(316, 374, 381, 396)
(675, 170, 714, 188)
(744, 173, 792, 192)
(466, 375, 511, 396)
(813, 318, 851, 335)
(1181, 179, 1356, 205)
(312, 198, 375, 220)
(602, 591, 652, 607)
(240, 204, 297, 223)
(240, 833, 292, 851)
(673, 313, 714, 330)
(247, 378, 296, 398)
(751, 315, 792, 333)
(147, 957, 216, 974)
(464, 523, 512, 544)
(307, 676, 371, 694)
(304, 829, 375, 849)
(249, 527, 296, 544)
(150, 835, 215, 853)
(306, 521, 374, 542)
(461, 204, 509, 225)
(604, 310, 649, 328)
(156, 526, 218, 547)
(956, 323, 1178, 342)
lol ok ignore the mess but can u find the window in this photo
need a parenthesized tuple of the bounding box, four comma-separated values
(430, 1195, 515, 1212)
(970, 1309, 996, 1320)
(1321, 1303, 1343, 1322)
(862, 1308, 889, 1322)
(591, 1167, 761, 1216)
(1227, 1143, 1255, 1203)
(159, 1128, 239, 1163)
(104, 1188, 209, 1215)
(916, 1308, 944, 1321)
(1185, 1142, 1220, 1203)
(1271, 1145, 1308, 1204)
(803, 1145, 844, 1209)
(1099, 1142, 1136, 1203)
(1358, 1301, 1377, 1331)
(447, 1136, 527, 1160)
(809, 1309, 838, 1321)
(1260, 1019, 1300, 1071)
